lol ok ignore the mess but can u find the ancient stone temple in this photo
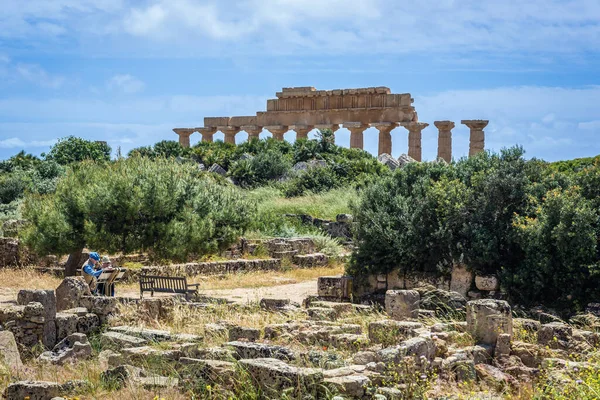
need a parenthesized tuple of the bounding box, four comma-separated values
(174, 87, 488, 161)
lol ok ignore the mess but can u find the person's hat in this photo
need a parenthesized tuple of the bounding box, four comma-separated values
(101, 256, 111, 263)
(89, 252, 100, 261)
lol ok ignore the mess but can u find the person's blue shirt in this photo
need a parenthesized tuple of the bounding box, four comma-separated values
(83, 262, 102, 278)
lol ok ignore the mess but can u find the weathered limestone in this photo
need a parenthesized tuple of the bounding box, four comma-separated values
(290, 124, 313, 140)
(466, 299, 513, 346)
(462, 120, 489, 156)
(450, 264, 473, 298)
(0, 302, 45, 351)
(173, 128, 195, 148)
(3, 381, 62, 400)
(385, 290, 420, 320)
(17, 289, 57, 349)
(373, 122, 398, 156)
(241, 125, 263, 140)
(264, 125, 288, 141)
(475, 275, 500, 291)
(226, 341, 295, 361)
(39, 333, 92, 365)
(55, 277, 91, 312)
(218, 126, 240, 144)
(238, 358, 323, 397)
(0, 331, 23, 372)
(344, 122, 369, 149)
(402, 122, 429, 161)
(197, 127, 217, 142)
(317, 276, 353, 301)
(434, 121, 455, 163)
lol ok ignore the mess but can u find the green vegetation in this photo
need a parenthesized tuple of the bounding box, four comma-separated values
(22, 157, 254, 261)
(349, 146, 600, 312)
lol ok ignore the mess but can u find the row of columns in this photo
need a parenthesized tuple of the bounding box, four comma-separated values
(174, 120, 489, 162)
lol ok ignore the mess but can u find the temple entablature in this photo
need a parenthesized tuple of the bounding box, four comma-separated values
(174, 87, 489, 161)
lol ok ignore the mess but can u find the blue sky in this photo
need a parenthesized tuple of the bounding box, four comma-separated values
(1, 0, 599, 162)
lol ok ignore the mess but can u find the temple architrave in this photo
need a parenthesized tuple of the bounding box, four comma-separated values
(173, 87, 489, 162)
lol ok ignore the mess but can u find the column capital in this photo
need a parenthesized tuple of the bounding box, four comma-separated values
(217, 126, 241, 135)
(173, 128, 195, 136)
(196, 127, 217, 135)
(434, 121, 455, 131)
(401, 122, 429, 133)
(241, 125, 263, 135)
(343, 122, 370, 129)
(314, 124, 340, 132)
(461, 120, 489, 130)
(373, 122, 399, 133)
(265, 125, 288, 140)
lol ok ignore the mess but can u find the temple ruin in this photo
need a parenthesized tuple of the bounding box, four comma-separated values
(173, 87, 488, 162)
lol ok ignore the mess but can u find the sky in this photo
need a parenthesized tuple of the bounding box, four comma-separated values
(0, 0, 599, 162)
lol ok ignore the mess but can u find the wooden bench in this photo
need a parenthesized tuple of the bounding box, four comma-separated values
(139, 274, 199, 299)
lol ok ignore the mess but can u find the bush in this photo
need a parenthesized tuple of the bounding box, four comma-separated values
(23, 157, 255, 261)
(229, 150, 292, 188)
(283, 166, 339, 197)
(349, 147, 600, 313)
(45, 136, 111, 165)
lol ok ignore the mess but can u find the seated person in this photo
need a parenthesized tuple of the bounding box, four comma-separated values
(96, 256, 116, 296)
(81, 252, 102, 293)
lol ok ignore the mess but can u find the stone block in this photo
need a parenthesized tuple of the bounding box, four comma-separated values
(17, 289, 57, 348)
(39, 333, 92, 365)
(121, 346, 182, 362)
(77, 313, 100, 335)
(3, 381, 62, 400)
(55, 313, 78, 342)
(239, 358, 323, 398)
(450, 264, 473, 297)
(537, 322, 572, 349)
(55, 277, 91, 311)
(317, 276, 353, 300)
(226, 341, 295, 361)
(80, 296, 118, 324)
(178, 358, 235, 384)
(325, 375, 370, 398)
(368, 320, 423, 345)
(466, 299, 512, 346)
(101, 331, 147, 347)
(228, 326, 260, 342)
(0, 331, 23, 372)
(475, 275, 500, 291)
(385, 290, 420, 320)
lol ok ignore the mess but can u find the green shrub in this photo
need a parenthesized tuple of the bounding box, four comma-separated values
(23, 157, 255, 261)
(44, 136, 111, 165)
(283, 166, 339, 197)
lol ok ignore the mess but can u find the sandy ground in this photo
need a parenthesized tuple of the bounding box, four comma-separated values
(0, 278, 318, 305)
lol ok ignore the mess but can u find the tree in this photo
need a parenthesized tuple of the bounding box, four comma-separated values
(44, 136, 111, 165)
(23, 157, 254, 274)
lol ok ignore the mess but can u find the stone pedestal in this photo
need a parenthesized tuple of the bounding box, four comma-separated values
(466, 299, 512, 347)
(172, 128, 194, 148)
(265, 125, 288, 141)
(385, 290, 420, 320)
(242, 125, 263, 141)
(291, 125, 313, 140)
(373, 123, 398, 156)
(434, 121, 455, 163)
(197, 127, 217, 143)
(218, 126, 240, 144)
(344, 123, 369, 149)
(461, 120, 489, 157)
(401, 122, 428, 161)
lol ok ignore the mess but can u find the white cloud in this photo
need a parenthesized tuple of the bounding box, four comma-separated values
(107, 74, 145, 94)
(0, 137, 57, 149)
(15, 63, 65, 88)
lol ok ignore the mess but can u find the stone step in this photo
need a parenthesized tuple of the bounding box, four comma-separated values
(271, 250, 298, 259)
(101, 331, 148, 347)
(109, 325, 202, 343)
(293, 253, 328, 268)
(225, 341, 296, 361)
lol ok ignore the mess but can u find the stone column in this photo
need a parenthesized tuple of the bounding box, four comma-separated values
(461, 120, 489, 157)
(264, 125, 288, 141)
(434, 121, 455, 163)
(241, 125, 263, 141)
(218, 126, 240, 145)
(343, 122, 369, 149)
(401, 122, 429, 161)
(290, 125, 313, 140)
(373, 123, 398, 156)
(197, 127, 217, 143)
(173, 128, 195, 148)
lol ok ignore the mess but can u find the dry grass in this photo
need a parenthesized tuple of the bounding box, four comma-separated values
(190, 264, 344, 291)
(0, 268, 64, 301)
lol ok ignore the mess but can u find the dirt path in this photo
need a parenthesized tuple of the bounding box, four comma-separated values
(201, 280, 317, 304)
